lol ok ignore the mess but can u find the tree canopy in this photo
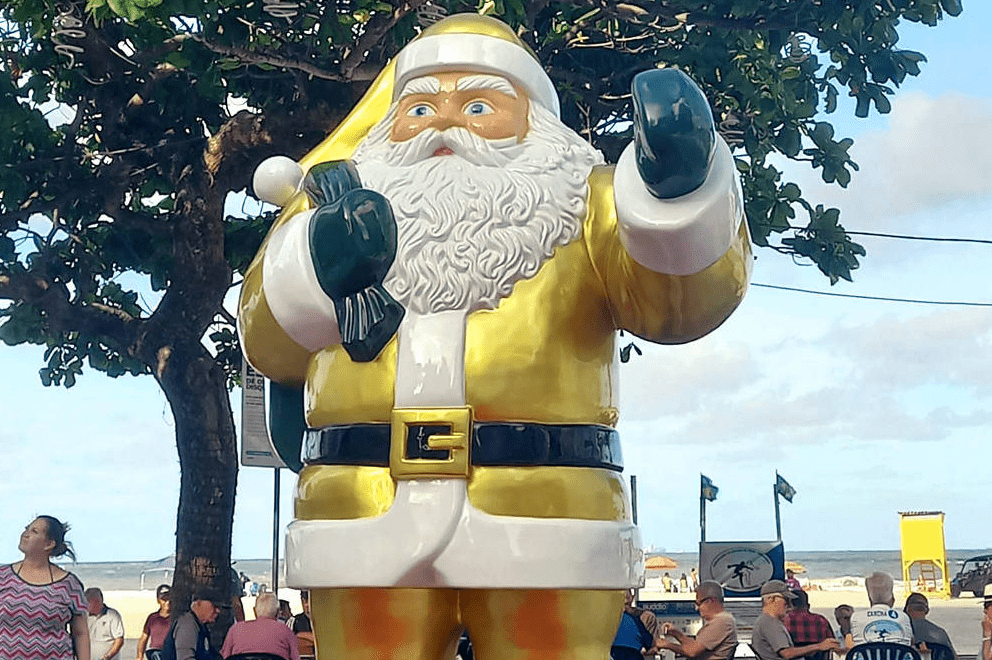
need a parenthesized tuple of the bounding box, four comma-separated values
(0, 0, 962, 619)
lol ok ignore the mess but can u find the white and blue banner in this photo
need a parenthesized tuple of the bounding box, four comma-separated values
(699, 540, 785, 597)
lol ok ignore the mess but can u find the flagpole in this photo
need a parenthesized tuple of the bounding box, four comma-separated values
(630, 474, 638, 525)
(700, 474, 707, 542)
(774, 472, 782, 540)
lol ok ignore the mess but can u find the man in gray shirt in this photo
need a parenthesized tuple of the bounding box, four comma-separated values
(752, 580, 839, 660)
(905, 592, 956, 659)
(656, 581, 738, 660)
(162, 588, 222, 660)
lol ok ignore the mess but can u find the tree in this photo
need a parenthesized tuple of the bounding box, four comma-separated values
(0, 0, 961, 634)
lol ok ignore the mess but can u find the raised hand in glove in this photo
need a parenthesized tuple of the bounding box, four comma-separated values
(631, 69, 716, 199)
(304, 160, 404, 362)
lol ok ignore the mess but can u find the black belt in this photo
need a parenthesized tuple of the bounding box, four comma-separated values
(303, 422, 623, 471)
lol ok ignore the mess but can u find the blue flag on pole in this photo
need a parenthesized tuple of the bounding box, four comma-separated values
(701, 474, 718, 502)
(775, 473, 796, 503)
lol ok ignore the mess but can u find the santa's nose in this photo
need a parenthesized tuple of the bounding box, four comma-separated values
(429, 113, 463, 133)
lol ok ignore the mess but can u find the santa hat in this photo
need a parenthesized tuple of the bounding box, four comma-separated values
(254, 14, 557, 207)
(392, 14, 559, 117)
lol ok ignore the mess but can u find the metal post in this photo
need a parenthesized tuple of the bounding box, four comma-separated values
(774, 484, 782, 541)
(272, 467, 281, 593)
(700, 491, 706, 542)
(630, 474, 638, 525)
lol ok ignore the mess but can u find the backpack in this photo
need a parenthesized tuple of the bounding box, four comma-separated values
(155, 613, 219, 660)
(155, 618, 178, 660)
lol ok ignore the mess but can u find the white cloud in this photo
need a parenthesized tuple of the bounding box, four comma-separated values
(791, 93, 992, 229)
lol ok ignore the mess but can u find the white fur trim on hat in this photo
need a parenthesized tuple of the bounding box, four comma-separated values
(394, 33, 561, 118)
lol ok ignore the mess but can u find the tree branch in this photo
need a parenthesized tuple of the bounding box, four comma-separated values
(190, 35, 373, 81)
(0, 272, 141, 346)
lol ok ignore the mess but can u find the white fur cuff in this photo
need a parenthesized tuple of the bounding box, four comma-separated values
(261, 210, 342, 352)
(614, 137, 743, 276)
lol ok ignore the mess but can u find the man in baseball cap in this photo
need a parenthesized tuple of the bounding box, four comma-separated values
(136, 585, 172, 659)
(752, 580, 838, 660)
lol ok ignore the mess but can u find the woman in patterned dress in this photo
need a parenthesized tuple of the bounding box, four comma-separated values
(0, 515, 90, 659)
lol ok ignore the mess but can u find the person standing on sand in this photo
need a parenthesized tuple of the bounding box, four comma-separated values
(656, 581, 738, 660)
(785, 569, 802, 591)
(0, 515, 90, 660)
(135, 584, 171, 660)
(86, 587, 125, 660)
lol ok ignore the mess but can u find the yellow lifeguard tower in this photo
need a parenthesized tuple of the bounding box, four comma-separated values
(899, 511, 950, 599)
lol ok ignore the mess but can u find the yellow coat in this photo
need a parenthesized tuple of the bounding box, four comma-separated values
(238, 165, 751, 524)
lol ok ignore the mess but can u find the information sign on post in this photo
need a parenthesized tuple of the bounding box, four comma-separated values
(240, 359, 287, 469)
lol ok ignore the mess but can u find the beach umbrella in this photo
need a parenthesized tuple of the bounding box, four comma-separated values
(645, 555, 678, 570)
(785, 560, 806, 574)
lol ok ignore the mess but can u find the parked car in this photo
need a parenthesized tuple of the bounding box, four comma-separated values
(950, 553, 992, 597)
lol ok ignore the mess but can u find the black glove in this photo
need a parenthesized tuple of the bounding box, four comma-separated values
(304, 161, 404, 362)
(631, 69, 716, 199)
(268, 381, 306, 473)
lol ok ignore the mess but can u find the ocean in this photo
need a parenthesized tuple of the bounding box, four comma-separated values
(645, 548, 992, 588)
(53, 548, 992, 592)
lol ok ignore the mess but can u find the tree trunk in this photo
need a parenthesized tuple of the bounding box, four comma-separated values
(157, 339, 239, 644)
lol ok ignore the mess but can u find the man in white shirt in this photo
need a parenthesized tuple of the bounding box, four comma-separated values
(86, 587, 125, 660)
(846, 572, 914, 647)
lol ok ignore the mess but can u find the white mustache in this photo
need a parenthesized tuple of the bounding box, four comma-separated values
(385, 127, 522, 168)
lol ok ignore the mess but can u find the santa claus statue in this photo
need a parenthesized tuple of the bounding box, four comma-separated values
(240, 13, 751, 660)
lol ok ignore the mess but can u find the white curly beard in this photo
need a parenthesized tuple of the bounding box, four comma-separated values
(351, 103, 604, 315)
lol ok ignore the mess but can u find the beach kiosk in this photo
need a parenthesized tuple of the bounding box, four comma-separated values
(899, 510, 950, 599)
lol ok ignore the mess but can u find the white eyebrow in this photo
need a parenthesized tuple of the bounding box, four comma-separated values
(397, 76, 441, 99)
(456, 74, 517, 97)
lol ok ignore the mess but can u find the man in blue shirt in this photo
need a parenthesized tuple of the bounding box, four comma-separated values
(611, 589, 658, 660)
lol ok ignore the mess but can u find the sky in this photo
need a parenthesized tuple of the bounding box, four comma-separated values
(1, 6, 990, 565)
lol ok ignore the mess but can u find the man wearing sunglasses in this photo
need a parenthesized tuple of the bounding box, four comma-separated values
(752, 580, 840, 660)
(656, 581, 738, 660)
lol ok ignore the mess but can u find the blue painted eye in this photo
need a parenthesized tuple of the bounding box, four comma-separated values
(407, 104, 435, 117)
(464, 101, 494, 116)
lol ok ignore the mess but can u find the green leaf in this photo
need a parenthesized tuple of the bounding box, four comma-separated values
(940, 0, 963, 16)
(776, 125, 801, 157)
(165, 51, 192, 68)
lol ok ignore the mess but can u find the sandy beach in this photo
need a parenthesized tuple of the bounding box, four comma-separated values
(104, 583, 987, 659)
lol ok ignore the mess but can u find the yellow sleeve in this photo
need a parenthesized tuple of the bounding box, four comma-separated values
(237, 196, 313, 386)
(583, 165, 752, 344)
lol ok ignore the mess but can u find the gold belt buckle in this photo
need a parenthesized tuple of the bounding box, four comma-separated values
(389, 406, 473, 479)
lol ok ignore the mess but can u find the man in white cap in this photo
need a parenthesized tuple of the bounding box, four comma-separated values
(241, 12, 751, 660)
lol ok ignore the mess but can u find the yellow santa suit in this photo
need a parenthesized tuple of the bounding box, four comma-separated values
(239, 14, 751, 660)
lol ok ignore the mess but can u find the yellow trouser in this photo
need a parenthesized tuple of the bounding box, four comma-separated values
(310, 588, 624, 660)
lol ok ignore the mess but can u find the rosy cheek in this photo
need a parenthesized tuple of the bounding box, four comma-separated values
(390, 122, 421, 143)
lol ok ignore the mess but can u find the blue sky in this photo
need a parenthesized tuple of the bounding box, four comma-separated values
(1, 6, 990, 563)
